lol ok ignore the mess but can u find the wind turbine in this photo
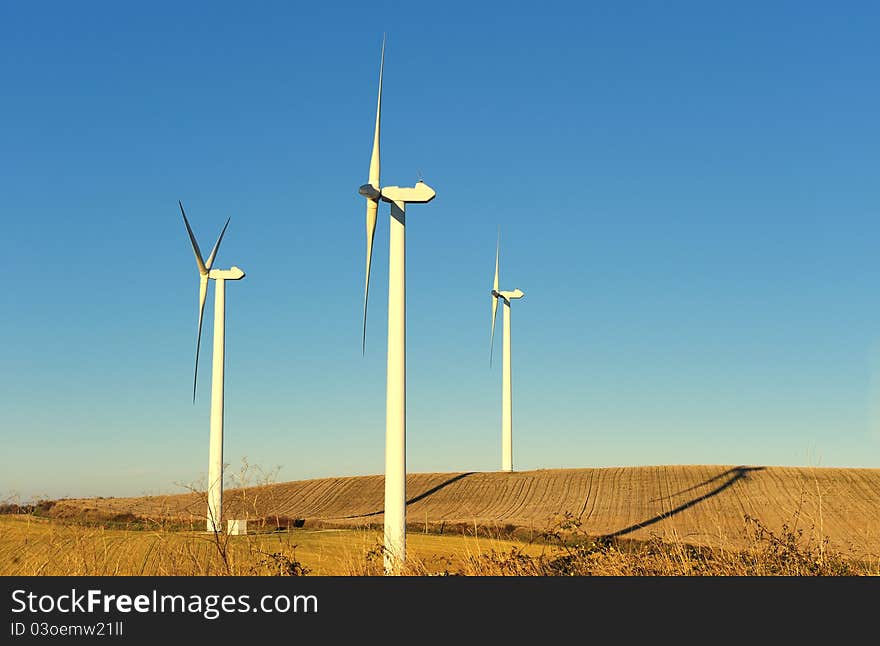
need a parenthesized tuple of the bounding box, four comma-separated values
(358, 36, 436, 575)
(490, 230, 525, 473)
(180, 201, 245, 534)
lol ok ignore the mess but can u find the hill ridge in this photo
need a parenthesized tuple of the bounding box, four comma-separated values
(47, 465, 880, 556)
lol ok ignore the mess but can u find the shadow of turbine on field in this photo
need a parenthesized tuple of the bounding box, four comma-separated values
(648, 465, 762, 503)
(342, 472, 475, 519)
(600, 465, 765, 540)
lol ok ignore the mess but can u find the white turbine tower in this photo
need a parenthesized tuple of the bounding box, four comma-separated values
(490, 231, 525, 472)
(180, 201, 246, 534)
(358, 36, 436, 575)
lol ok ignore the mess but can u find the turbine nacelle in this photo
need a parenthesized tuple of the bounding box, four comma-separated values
(209, 266, 246, 281)
(358, 180, 436, 206)
(380, 180, 436, 206)
(496, 288, 525, 302)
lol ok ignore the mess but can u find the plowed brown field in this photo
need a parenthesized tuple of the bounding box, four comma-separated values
(47, 465, 880, 558)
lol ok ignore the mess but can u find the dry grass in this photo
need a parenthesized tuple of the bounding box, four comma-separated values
(2, 509, 875, 576)
(0, 515, 543, 576)
(450, 511, 879, 576)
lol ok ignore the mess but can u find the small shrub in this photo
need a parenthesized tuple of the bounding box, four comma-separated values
(252, 548, 311, 576)
(743, 514, 860, 576)
(33, 499, 57, 516)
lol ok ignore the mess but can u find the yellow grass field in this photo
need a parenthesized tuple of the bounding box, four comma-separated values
(5, 465, 880, 575)
(0, 515, 544, 576)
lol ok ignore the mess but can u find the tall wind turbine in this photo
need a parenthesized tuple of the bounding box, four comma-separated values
(180, 201, 246, 534)
(490, 231, 525, 472)
(358, 36, 436, 575)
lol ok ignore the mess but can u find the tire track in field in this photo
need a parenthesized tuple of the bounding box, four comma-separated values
(559, 470, 584, 518)
(484, 473, 535, 526)
(524, 471, 560, 524)
(586, 468, 613, 535)
(599, 467, 627, 536)
(577, 468, 596, 521)
(581, 469, 602, 526)
(511, 471, 559, 525)
(484, 473, 532, 521)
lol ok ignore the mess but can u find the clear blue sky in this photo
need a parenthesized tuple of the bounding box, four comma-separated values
(2, 1, 879, 501)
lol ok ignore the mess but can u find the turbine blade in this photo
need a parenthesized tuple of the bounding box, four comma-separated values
(368, 35, 384, 190)
(193, 275, 208, 403)
(490, 231, 499, 365)
(205, 217, 230, 271)
(494, 229, 500, 293)
(490, 294, 498, 367)
(362, 35, 384, 354)
(363, 199, 378, 353)
(180, 201, 208, 276)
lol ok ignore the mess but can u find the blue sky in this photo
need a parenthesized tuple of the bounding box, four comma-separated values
(2, 1, 879, 501)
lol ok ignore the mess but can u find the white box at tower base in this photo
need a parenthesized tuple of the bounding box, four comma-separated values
(227, 519, 247, 535)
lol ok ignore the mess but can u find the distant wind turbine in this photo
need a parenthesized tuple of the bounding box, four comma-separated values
(490, 230, 525, 472)
(180, 201, 245, 534)
(358, 36, 436, 574)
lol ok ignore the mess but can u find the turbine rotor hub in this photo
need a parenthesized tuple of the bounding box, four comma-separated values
(359, 184, 381, 200)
